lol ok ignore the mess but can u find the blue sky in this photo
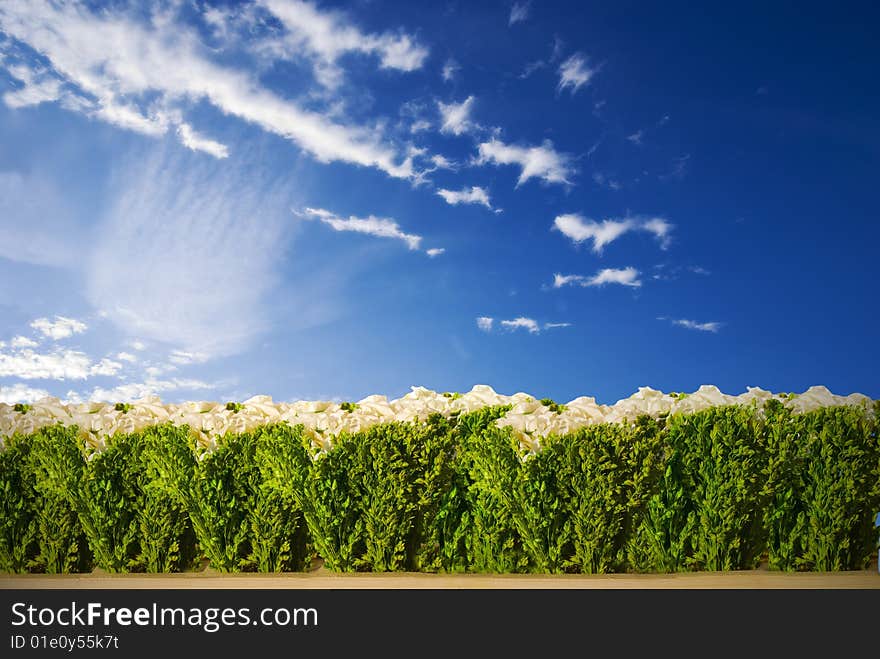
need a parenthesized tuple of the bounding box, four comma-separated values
(0, 0, 877, 405)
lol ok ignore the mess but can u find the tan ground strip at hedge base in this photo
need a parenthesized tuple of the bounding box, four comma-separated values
(2, 568, 878, 589)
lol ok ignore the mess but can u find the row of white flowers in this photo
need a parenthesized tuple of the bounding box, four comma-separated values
(0, 385, 874, 455)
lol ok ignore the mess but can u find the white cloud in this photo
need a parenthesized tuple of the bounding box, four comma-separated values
(168, 350, 210, 365)
(519, 60, 546, 79)
(410, 119, 432, 133)
(641, 217, 673, 249)
(116, 352, 138, 363)
(553, 214, 673, 252)
(128, 340, 147, 351)
(11, 336, 38, 348)
(558, 53, 595, 94)
(442, 58, 460, 82)
(426, 248, 445, 258)
(501, 317, 540, 334)
(509, 1, 531, 26)
(553, 215, 634, 253)
(429, 154, 457, 170)
(0, 0, 419, 180)
(30, 316, 87, 340)
(0, 383, 51, 403)
(476, 138, 575, 187)
(667, 318, 722, 333)
(302, 207, 425, 252)
(90, 358, 123, 377)
(177, 123, 229, 159)
(438, 96, 476, 136)
(0, 347, 123, 380)
(553, 267, 642, 288)
(258, 0, 428, 89)
(476, 316, 494, 332)
(627, 130, 644, 145)
(3, 62, 63, 108)
(478, 316, 572, 335)
(86, 377, 216, 403)
(436, 186, 493, 209)
(86, 149, 293, 358)
(592, 172, 621, 191)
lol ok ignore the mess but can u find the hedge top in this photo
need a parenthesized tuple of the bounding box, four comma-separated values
(1, 384, 875, 454)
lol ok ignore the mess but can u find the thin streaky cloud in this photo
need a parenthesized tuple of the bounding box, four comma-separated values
(509, 1, 531, 26)
(177, 123, 229, 159)
(553, 267, 642, 288)
(627, 129, 644, 145)
(256, 0, 429, 89)
(0, 0, 421, 180)
(302, 207, 429, 253)
(558, 53, 595, 94)
(500, 317, 540, 334)
(668, 318, 722, 333)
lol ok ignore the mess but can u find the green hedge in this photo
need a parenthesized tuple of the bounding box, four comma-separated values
(1, 401, 878, 573)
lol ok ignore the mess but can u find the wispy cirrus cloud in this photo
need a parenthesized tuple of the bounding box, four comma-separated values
(177, 123, 229, 159)
(256, 0, 429, 89)
(87, 148, 295, 358)
(558, 53, 595, 94)
(508, 2, 531, 26)
(441, 58, 460, 82)
(301, 207, 440, 255)
(475, 138, 575, 187)
(0, 0, 421, 178)
(659, 317, 723, 333)
(477, 316, 571, 334)
(553, 214, 673, 252)
(553, 267, 642, 289)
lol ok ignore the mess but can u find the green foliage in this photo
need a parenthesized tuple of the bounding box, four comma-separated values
(765, 403, 880, 570)
(136, 426, 198, 572)
(0, 434, 40, 572)
(75, 435, 142, 572)
(25, 426, 91, 573)
(248, 425, 311, 573)
(339, 402, 359, 413)
(114, 403, 132, 414)
(672, 407, 771, 570)
(13, 403, 31, 414)
(2, 402, 878, 574)
(225, 402, 244, 413)
(563, 417, 666, 573)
